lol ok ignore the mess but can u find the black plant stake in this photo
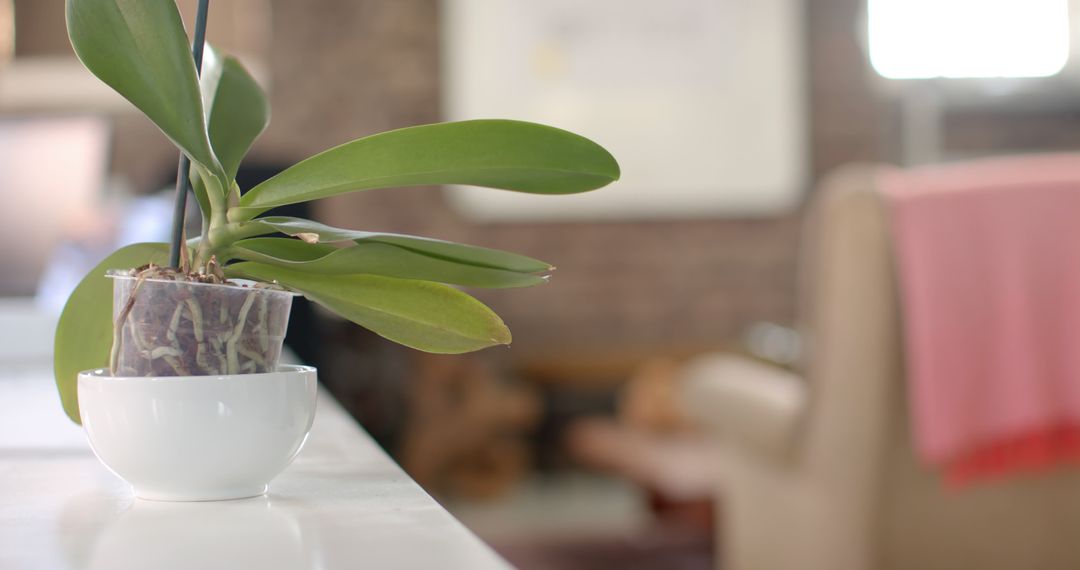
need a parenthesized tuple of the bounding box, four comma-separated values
(168, 0, 211, 270)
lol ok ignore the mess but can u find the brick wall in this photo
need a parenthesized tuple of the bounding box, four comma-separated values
(254, 0, 814, 360)
(806, 0, 898, 176)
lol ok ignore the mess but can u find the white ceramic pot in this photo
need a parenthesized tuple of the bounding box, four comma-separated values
(78, 365, 318, 501)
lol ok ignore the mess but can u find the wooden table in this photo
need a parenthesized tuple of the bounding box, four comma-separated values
(0, 362, 512, 570)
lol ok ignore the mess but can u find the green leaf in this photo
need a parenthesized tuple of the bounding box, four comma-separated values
(231, 120, 620, 221)
(232, 237, 338, 262)
(247, 216, 551, 273)
(227, 262, 512, 354)
(232, 237, 548, 289)
(54, 243, 170, 424)
(200, 45, 269, 181)
(66, 0, 219, 174)
(190, 166, 211, 221)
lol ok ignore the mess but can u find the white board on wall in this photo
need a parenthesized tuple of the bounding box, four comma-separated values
(441, 0, 806, 221)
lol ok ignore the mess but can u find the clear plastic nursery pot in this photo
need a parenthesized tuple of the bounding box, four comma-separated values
(108, 271, 296, 377)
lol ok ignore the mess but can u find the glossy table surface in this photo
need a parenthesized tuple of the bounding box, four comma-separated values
(0, 361, 511, 570)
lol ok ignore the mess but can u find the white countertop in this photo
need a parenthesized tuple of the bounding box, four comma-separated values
(0, 365, 512, 570)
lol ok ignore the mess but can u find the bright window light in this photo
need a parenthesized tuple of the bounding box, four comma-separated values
(868, 0, 1070, 79)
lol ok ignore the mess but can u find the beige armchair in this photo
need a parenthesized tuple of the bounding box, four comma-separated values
(681, 165, 1080, 570)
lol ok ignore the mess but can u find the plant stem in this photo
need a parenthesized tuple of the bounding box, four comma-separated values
(168, 0, 212, 270)
(193, 169, 229, 268)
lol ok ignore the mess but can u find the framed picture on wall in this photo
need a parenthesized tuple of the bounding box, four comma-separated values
(441, 0, 807, 221)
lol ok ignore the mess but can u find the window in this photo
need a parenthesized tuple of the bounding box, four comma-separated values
(868, 0, 1070, 79)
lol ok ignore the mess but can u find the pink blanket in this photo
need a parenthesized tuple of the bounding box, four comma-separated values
(881, 155, 1080, 485)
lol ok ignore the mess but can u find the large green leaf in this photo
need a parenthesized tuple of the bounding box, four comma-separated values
(200, 45, 269, 181)
(54, 243, 170, 424)
(232, 238, 337, 262)
(231, 120, 620, 221)
(232, 237, 548, 288)
(227, 262, 511, 353)
(66, 0, 219, 173)
(247, 216, 552, 273)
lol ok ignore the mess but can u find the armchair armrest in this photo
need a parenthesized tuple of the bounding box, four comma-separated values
(679, 354, 806, 463)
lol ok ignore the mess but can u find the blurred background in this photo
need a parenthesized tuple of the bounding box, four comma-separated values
(4, 1, 1080, 568)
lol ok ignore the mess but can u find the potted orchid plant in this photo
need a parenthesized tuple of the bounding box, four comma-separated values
(54, 0, 617, 501)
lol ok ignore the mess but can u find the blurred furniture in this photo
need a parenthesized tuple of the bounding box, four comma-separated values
(400, 353, 539, 498)
(566, 358, 719, 513)
(680, 164, 1080, 570)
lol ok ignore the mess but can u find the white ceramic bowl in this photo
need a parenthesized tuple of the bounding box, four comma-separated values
(78, 365, 318, 501)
